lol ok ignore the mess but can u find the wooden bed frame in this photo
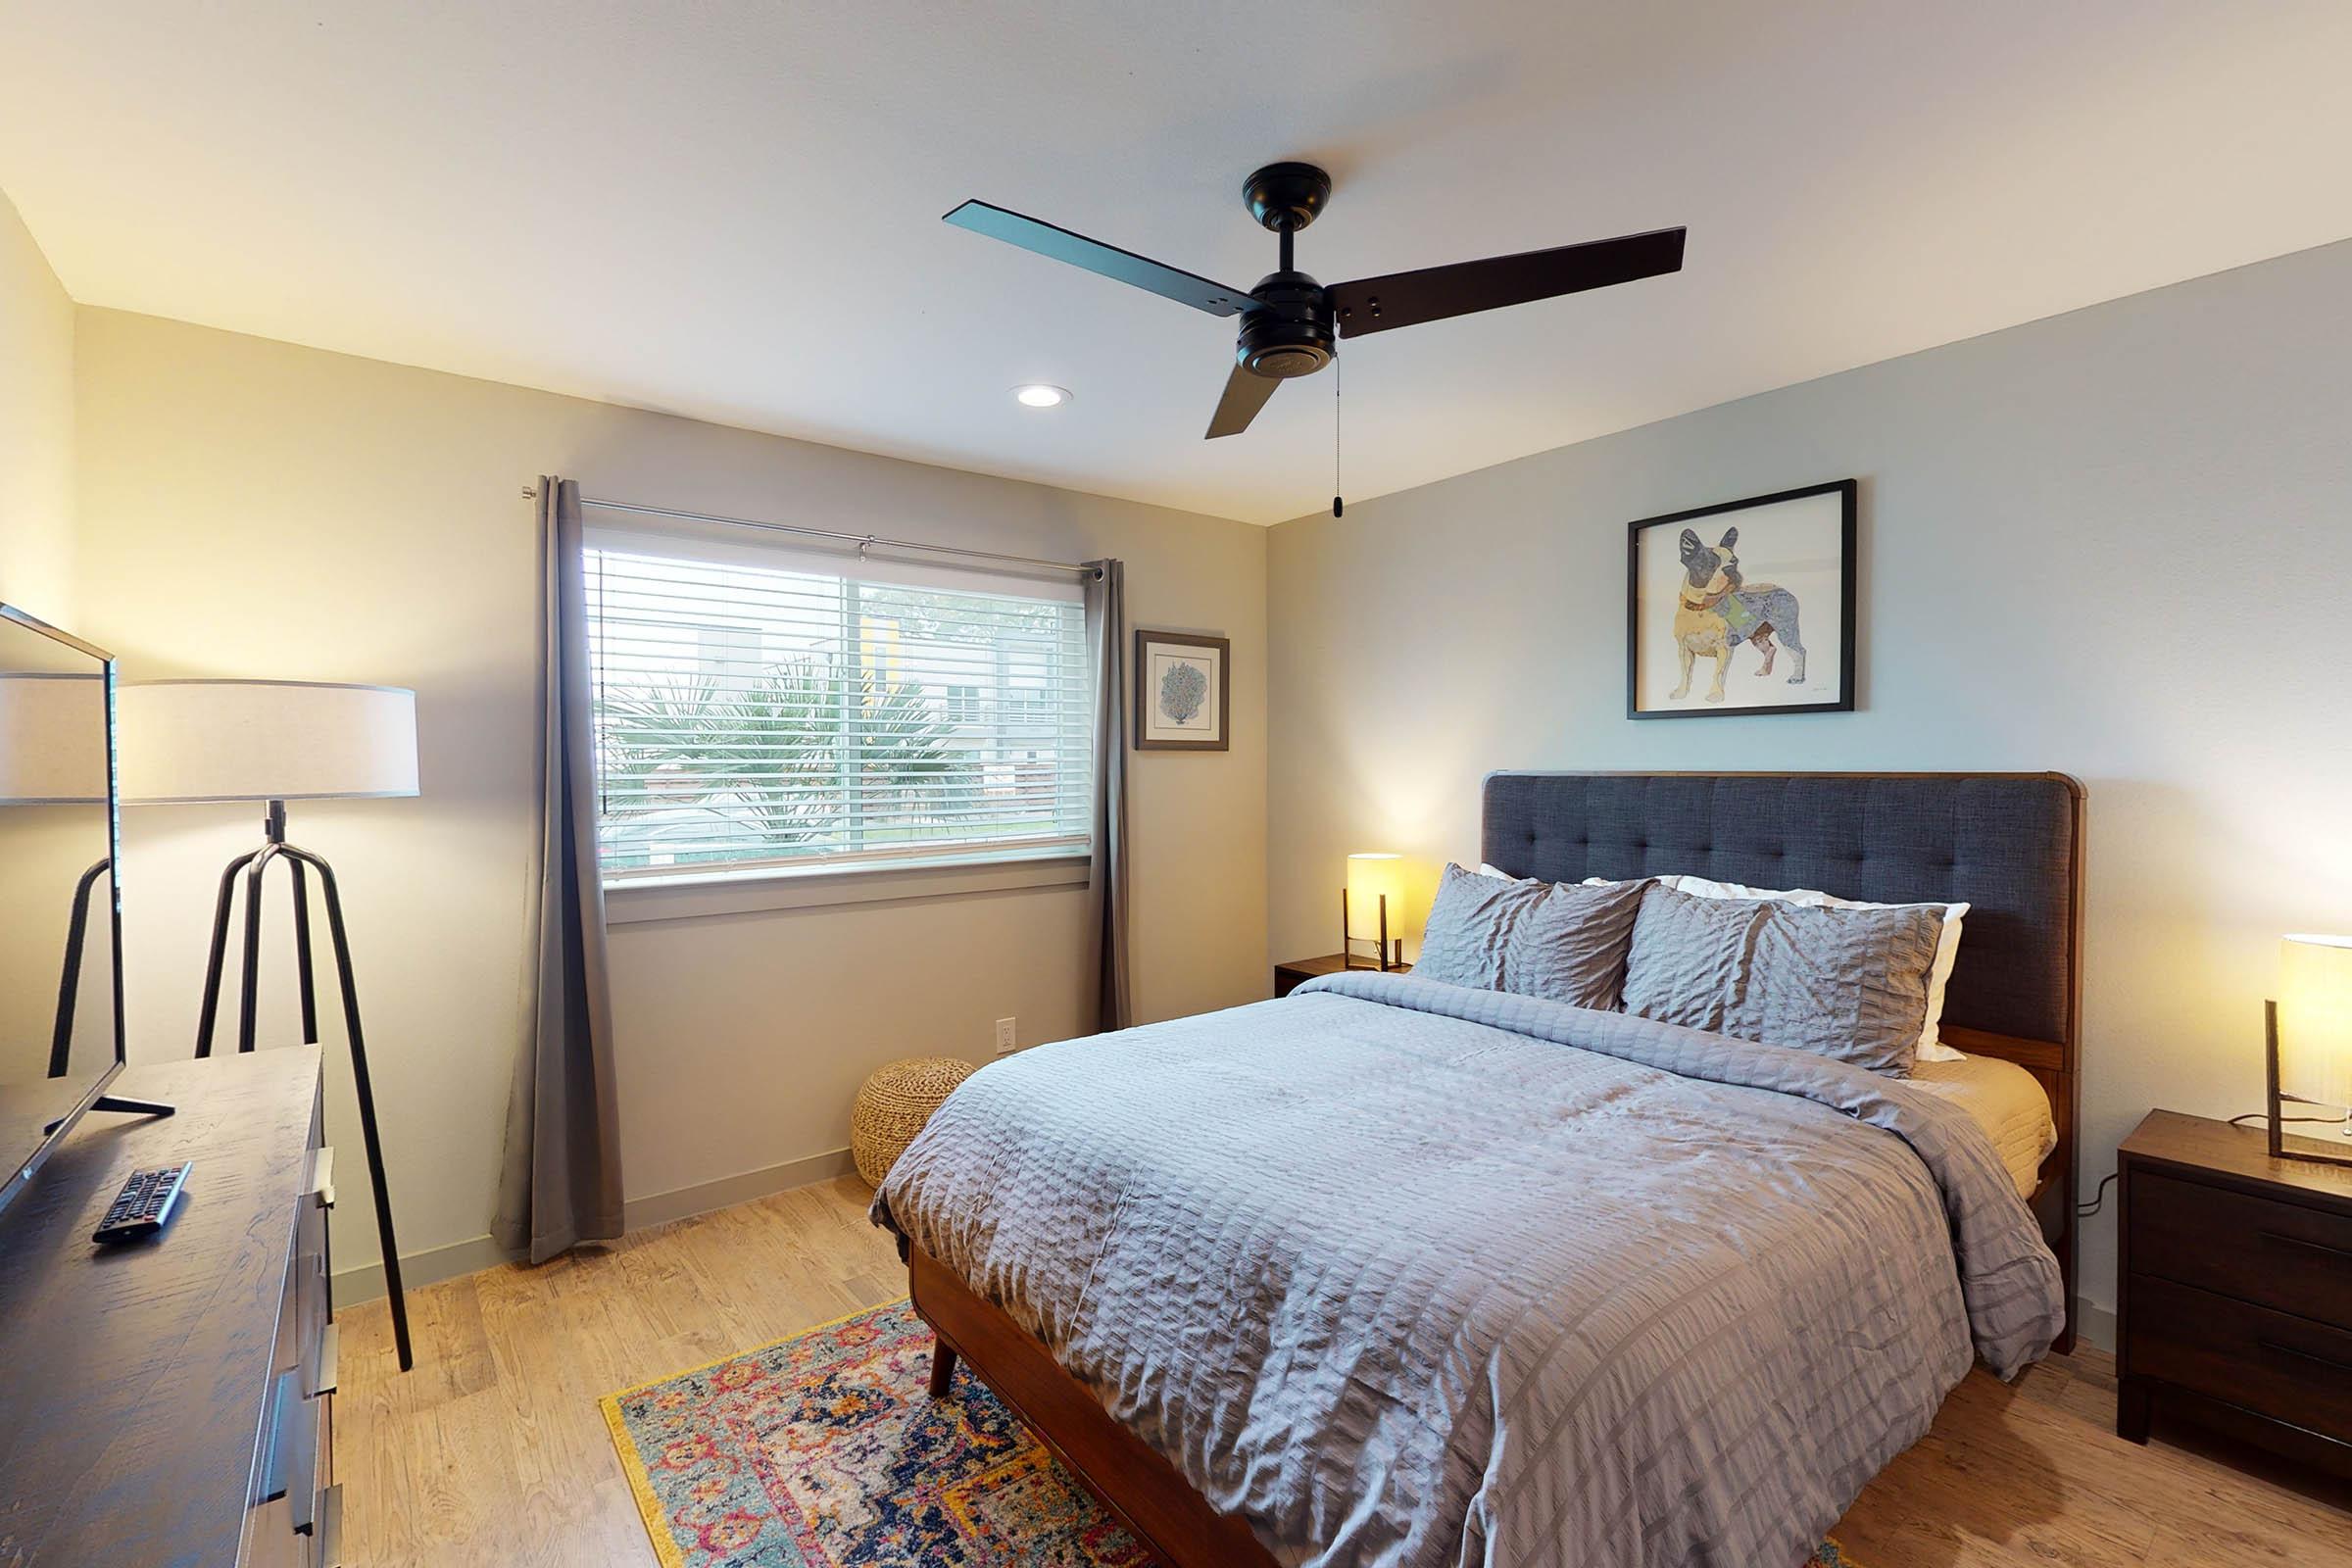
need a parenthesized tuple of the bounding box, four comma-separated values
(910, 1244, 1280, 1568)
(906, 770, 2085, 1568)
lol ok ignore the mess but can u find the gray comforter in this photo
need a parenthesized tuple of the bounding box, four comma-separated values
(871, 972, 2065, 1568)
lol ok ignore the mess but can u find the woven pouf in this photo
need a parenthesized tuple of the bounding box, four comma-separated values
(852, 1056, 980, 1186)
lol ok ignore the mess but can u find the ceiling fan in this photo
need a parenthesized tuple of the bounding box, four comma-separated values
(945, 162, 1686, 440)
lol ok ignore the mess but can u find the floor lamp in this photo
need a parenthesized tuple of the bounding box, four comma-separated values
(0, 662, 170, 1125)
(120, 678, 421, 1371)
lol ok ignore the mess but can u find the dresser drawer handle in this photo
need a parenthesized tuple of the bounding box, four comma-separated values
(2259, 1338, 2352, 1378)
(312, 1482, 344, 1567)
(2259, 1228, 2352, 1263)
(309, 1321, 340, 1398)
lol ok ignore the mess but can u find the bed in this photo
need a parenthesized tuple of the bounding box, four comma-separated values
(873, 770, 2083, 1568)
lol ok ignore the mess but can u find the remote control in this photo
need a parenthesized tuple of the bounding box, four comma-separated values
(92, 1161, 191, 1244)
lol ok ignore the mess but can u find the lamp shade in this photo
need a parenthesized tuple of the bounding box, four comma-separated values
(119, 680, 418, 804)
(1346, 853, 1410, 939)
(2279, 934, 2352, 1110)
(0, 671, 111, 804)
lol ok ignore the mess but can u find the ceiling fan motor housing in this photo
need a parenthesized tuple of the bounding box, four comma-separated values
(1243, 162, 1332, 233)
(1238, 270, 1335, 379)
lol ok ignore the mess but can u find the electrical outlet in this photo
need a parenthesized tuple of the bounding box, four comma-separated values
(994, 1017, 1017, 1054)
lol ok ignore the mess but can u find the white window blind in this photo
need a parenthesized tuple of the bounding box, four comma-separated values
(585, 536, 1093, 883)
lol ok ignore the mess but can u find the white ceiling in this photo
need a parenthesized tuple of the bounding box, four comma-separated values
(4, 3, 2348, 524)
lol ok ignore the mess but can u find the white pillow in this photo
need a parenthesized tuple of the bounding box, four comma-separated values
(1587, 874, 1970, 1062)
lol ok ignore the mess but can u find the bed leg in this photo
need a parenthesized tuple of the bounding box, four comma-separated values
(928, 1338, 958, 1397)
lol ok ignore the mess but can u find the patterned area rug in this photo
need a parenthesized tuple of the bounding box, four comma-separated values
(603, 1298, 1860, 1567)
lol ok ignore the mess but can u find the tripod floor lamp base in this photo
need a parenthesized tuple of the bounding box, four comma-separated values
(41, 858, 178, 1134)
(122, 677, 426, 1373)
(198, 798, 413, 1370)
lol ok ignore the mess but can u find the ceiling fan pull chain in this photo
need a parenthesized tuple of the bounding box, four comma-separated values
(1332, 354, 1344, 518)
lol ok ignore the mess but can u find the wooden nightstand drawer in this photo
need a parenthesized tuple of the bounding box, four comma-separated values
(2117, 1110, 2352, 1473)
(2131, 1170, 2352, 1333)
(2128, 1275, 2352, 1437)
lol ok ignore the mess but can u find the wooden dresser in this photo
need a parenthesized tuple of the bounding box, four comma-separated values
(0, 1047, 341, 1566)
(2117, 1108, 2352, 1476)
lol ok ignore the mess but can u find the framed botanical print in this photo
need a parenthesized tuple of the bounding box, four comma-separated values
(1133, 630, 1229, 751)
(1626, 479, 1857, 719)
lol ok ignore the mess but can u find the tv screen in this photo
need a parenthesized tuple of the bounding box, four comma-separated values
(0, 604, 123, 1219)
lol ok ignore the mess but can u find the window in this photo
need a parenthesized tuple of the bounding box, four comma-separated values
(585, 536, 1092, 884)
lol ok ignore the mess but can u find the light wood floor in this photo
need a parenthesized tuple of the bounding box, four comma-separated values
(337, 1177, 2352, 1568)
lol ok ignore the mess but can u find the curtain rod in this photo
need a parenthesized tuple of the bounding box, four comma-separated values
(522, 487, 1102, 579)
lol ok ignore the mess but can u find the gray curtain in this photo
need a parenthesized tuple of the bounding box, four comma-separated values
(494, 477, 624, 1263)
(1083, 559, 1132, 1032)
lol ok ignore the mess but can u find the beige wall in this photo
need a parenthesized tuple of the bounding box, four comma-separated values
(0, 190, 86, 1097)
(0, 187, 74, 620)
(74, 309, 1267, 1291)
(1268, 238, 2352, 1332)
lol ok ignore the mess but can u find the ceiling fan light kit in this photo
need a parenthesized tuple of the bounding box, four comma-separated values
(945, 160, 1687, 445)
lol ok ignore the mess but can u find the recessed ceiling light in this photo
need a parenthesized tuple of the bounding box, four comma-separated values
(1013, 384, 1070, 409)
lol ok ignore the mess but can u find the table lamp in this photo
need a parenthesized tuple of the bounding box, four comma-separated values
(118, 677, 420, 1370)
(2269, 933, 2352, 1168)
(1344, 852, 1408, 971)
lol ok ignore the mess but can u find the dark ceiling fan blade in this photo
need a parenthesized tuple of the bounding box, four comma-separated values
(1204, 364, 1281, 439)
(945, 200, 1259, 318)
(1327, 225, 1686, 338)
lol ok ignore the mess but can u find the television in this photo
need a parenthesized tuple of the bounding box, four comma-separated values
(0, 602, 128, 1220)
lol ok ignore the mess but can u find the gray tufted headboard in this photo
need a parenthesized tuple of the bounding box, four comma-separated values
(1481, 770, 2082, 1045)
(1482, 769, 2086, 1339)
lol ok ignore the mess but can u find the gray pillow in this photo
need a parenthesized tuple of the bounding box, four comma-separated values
(1412, 863, 1649, 1009)
(1620, 882, 1942, 1076)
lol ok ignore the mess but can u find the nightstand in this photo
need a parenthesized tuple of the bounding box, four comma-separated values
(1273, 954, 1410, 998)
(2117, 1108, 2352, 1477)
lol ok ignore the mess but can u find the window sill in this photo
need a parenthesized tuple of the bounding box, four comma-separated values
(603, 848, 1093, 924)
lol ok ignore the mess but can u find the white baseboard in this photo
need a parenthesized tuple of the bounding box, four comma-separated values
(329, 1146, 859, 1308)
(2076, 1300, 2117, 1352)
(332, 1233, 513, 1309)
(622, 1147, 858, 1232)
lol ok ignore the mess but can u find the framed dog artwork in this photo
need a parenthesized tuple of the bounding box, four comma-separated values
(1626, 479, 1857, 719)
